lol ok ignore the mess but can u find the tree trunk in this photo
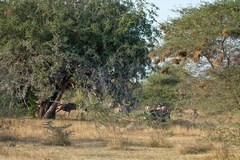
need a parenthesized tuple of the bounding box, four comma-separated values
(37, 100, 51, 118)
(42, 77, 70, 119)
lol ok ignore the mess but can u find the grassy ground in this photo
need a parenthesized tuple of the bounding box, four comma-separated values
(0, 109, 239, 160)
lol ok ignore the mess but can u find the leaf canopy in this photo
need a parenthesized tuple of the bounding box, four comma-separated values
(157, 0, 240, 69)
(0, 0, 160, 108)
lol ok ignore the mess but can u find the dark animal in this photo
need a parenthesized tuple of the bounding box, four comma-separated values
(56, 103, 76, 116)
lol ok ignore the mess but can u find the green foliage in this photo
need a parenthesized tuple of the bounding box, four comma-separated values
(205, 66, 240, 113)
(140, 65, 187, 107)
(158, 0, 240, 69)
(0, 0, 160, 118)
(175, 65, 240, 114)
(61, 89, 83, 105)
(151, 0, 240, 114)
(25, 91, 38, 118)
(0, 91, 27, 118)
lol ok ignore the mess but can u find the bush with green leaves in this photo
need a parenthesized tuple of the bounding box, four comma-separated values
(0, 91, 27, 118)
(0, 0, 160, 119)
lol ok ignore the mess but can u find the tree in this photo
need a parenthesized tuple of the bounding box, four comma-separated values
(0, 0, 160, 119)
(156, 0, 240, 69)
(153, 0, 240, 113)
(140, 63, 189, 108)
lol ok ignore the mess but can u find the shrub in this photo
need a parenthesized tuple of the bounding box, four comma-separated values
(43, 121, 73, 146)
(90, 104, 128, 150)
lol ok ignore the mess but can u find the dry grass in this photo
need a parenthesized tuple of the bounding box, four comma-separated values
(148, 138, 173, 148)
(172, 125, 201, 136)
(210, 145, 237, 160)
(0, 113, 239, 160)
(176, 143, 213, 154)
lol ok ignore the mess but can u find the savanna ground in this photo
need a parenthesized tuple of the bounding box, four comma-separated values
(0, 109, 240, 160)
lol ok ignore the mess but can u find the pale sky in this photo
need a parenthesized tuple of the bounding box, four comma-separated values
(147, 0, 214, 22)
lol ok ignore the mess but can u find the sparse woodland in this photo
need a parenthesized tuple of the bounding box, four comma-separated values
(0, 0, 240, 159)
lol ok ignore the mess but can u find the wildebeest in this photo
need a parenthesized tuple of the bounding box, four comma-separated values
(56, 103, 76, 116)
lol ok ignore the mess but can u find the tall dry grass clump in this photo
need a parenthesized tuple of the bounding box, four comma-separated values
(43, 121, 73, 146)
(0, 118, 46, 142)
(210, 145, 237, 160)
(171, 125, 201, 136)
(106, 123, 127, 150)
(70, 121, 103, 141)
(143, 119, 173, 148)
(0, 119, 18, 142)
(176, 143, 213, 154)
(88, 104, 129, 150)
(148, 136, 172, 148)
(199, 124, 240, 160)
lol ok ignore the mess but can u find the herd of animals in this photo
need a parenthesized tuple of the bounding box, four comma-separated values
(56, 102, 172, 122)
(56, 102, 199, 122)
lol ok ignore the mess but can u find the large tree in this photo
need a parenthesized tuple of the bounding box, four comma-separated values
(155, 0, 240, 69)
(140, 65, 185, 107)
(153, 0, 240, 113)
(0, 0, 160, 118)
